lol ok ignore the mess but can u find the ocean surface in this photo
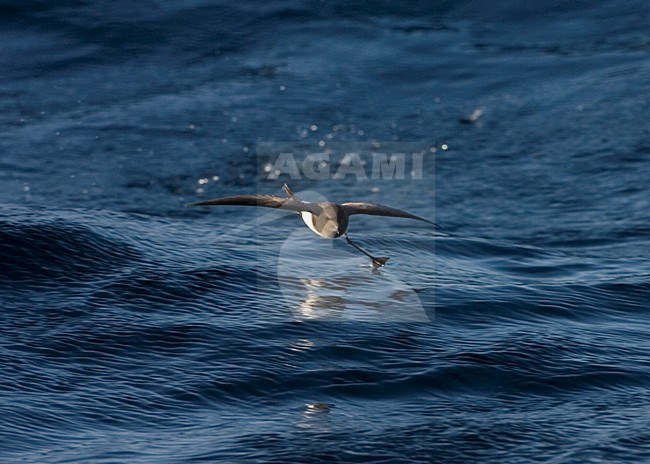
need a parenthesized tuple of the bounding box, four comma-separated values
(1, 1, 649, 462)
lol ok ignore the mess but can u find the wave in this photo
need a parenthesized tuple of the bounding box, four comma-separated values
(0, 217, 140, 285)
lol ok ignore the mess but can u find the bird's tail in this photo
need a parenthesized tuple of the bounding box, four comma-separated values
(283, 183, 294, 198)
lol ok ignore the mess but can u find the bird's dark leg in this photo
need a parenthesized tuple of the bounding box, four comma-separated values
(344, 233, 389, 268)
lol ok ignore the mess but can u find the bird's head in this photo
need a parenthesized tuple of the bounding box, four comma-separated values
(320, 204, 348, 238)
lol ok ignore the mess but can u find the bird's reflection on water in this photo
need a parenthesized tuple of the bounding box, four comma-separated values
(277, 230, 431, 323)
(290, 278, 347, 320)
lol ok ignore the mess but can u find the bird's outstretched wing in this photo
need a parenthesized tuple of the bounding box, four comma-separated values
(188, 195, 321, 214)
(342, 202, 436, 225)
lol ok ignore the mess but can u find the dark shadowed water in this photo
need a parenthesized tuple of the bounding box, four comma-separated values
(1, 1, 649, 462)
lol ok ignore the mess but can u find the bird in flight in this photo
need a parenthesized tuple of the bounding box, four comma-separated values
(189, 184, 434, 267)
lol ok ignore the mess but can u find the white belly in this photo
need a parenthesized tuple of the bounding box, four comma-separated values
(300, 212, 322, 237)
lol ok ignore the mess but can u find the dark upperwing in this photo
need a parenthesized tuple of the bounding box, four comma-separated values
(188, 195, 322, 215)
(341, 202, 436, 226)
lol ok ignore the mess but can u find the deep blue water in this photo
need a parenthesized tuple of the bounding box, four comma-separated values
(1, 1, 650, 462)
